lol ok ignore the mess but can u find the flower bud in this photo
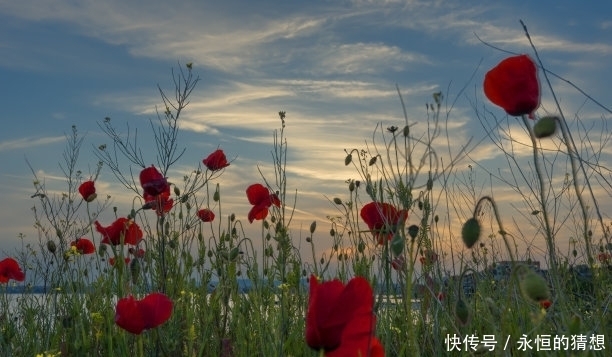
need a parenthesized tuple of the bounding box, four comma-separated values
(333, 197, 342, 205)
(533, 116, 558, 138)
(519, 270, 550, 303)
(344, 154, 352, 166)
(461, 218, 481, 249)
(47, 240, 57, 253)
(309, 221, 317, 234)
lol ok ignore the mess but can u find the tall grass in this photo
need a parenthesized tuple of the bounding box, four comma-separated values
(1, 35, 611, 356)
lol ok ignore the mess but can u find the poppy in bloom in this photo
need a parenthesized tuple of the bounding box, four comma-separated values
(246, 183, 281, 223)
(78, 180, 97, 202)
(484, 54, 540, 118)
(143, 185, 173, 216)
(306, 275, 383, 357)
(360, 202, 408, 244)
(115, 293, 173, 334)
(95, 218, 143, 246)
(139, 166, 169, 197)
(203, 149, 230, 171)
(539, 299, 552, 310)
(197, 208, 215, 222)
(70, 238, 95, 254)
(0, 257, 25, 283)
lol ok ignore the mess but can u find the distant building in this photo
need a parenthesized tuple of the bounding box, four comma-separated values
(490, 260, 541, 281)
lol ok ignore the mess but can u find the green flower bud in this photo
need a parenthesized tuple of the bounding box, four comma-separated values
(344, 154, 353, 166)
(520, 270, 550, 303)
(533, 116, 558, 139)
(461, 218, 481, 249)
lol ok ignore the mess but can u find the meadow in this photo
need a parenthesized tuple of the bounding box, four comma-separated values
(1, 35, 611, 356)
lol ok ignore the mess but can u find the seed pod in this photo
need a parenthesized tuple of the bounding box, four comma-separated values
(533, 116, 558, 138)
(461, 218, 481, 249)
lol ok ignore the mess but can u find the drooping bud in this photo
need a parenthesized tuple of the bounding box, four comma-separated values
(368, 156, 377, 166)
(333, 197, 342, 205)
(461, 217, 481, 249)
(344, 154, 353, 166)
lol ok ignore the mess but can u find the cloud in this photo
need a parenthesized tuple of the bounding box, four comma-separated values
(0, 136, 64, 152)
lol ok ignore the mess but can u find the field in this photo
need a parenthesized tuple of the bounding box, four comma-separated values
(1, 41, 611, 357)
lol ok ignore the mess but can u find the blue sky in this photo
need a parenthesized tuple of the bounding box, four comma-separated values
(1, 0, 611, 273)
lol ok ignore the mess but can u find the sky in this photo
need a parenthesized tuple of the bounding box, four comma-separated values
(1, 0, 611, 276)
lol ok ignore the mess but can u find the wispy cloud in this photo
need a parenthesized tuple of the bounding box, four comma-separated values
(0, 136, 64, 152)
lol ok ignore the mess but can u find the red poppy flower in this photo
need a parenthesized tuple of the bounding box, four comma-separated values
(360, 202, 408, 244)
(246, 184, 281, 223)
(70, 238, 95, 254)
(139, 166, 169, 197)
(306, 275, 382, 356)
(484, 54, 540, 118)
(197, 208, 215, 222)
(0, 257, 25, 283)
(78, 180, 97, 202)
(109, 257, 131, 266)
(95, 218, 143, 246)
(539, 299, 552, 310)
(143, 185, 173, 216)
(115, 293, 173, 334)
(597, 252, 611, 263)
(419, 249, 438, 266)
(203, 149, 230, 171)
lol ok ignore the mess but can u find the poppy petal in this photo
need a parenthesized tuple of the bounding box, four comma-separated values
(246, 184, 270, 205)
(139, 293, 173, 329)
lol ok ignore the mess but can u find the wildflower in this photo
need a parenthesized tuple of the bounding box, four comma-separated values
(360, 202, 408, 244)
(115, 293, 173, 334)
(95, 218, 143, 246)
(143, 184, 173, 215)
(203, 149, 230, 171)
(78, 180, 97, 202)
(597, 252, 611, 263)
(306, 275, 384, 356)
(0, 257, 25, 283)
(246, 183, 281, 223)
(70, 238, 95, 254)
(539, 299, 552, 310)
(197, 208, 215, 222)
(419, 249, 438, 266)
(139, 165, 169, 197)
(391, 255, 405, 271)
(109, 257, 131, 266)
(484, 54, 540, 118)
